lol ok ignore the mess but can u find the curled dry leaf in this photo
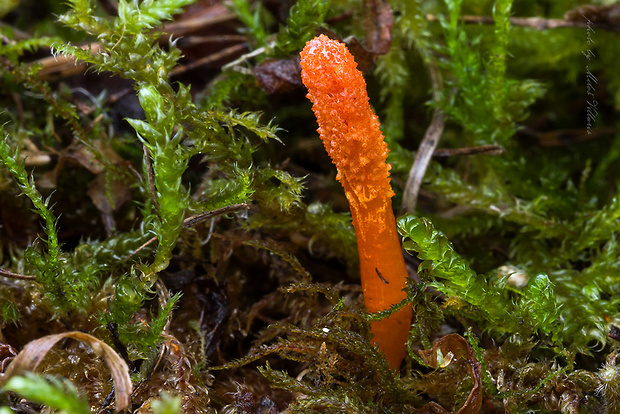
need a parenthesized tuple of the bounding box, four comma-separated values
(1, 331, 132, 412)
(0, 342, 17, 372)
(254, 0, 393, 94)
(417, 334, 482, 414)
(564, 4, 620, 25)
(254, 57, 303, 94)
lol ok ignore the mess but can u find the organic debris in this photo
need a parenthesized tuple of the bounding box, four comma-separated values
(0, 0, 618, 413)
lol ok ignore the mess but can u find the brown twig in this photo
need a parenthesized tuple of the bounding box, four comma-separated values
(0, 268, 36, 280)
(169, 42, 248, 77)
(433, 144, 504, 157)
(177, 34, 247, 48)
(37, 43, 103, 80)
(127, 203, 250, 259)
(426, 13, 620, 32)
(36, 5, 239, 81)
(182, 203, 250, 228)
(0, 22, 30, 41)
(160, 6, 237, 38)
(518, 126, 615, 147)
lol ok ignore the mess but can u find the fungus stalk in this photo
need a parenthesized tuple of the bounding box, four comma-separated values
(300, 35, 412, 369)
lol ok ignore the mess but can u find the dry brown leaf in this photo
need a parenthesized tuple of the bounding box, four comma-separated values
(87, 171, 133, 234)
(254, 57, 303, 94)
(417, 334, 482, 414)
(2, 331, 132, 412)
(87, 172, 132, 214)
(564, 4, 620, 25)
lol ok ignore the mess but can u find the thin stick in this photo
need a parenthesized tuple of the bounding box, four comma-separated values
(182, 203, 250, 228)
(433, 145, 504, 157)
(401, 61, 445, 213)
(170, 43, 248, 77)
(0, 268, 36, 280)
(127, 203, 250, 258)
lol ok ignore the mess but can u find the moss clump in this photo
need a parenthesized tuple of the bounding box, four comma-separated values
(0, 0, 618, 412)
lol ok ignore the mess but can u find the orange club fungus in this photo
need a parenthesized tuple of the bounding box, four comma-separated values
(300, 34, 412, 369)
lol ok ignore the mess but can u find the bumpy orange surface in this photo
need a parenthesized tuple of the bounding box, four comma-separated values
(300, 35, 412, 369)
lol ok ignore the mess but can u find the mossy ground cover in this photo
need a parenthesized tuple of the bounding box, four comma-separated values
(0, 0, 618, 412)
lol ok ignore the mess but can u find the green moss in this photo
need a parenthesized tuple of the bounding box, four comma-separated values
(0, 0, 619, 412)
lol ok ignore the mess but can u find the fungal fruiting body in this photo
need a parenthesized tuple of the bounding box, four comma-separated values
(300, 35, 412, 369)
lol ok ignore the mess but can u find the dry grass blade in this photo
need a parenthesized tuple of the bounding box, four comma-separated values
(401, 108, 445, 213)
(2, 331, 132, 411)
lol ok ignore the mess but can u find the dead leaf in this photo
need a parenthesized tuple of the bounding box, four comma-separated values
(564, 4, 620, 25)
(87, 172, 132, 213)
(344, 37, 380, 72)
(417, 334, 482, 414)
(253, 0, 394, 95)
(0, 342, 17, 371)
(254, 57, 303, 94)
(87, 171, 133, 234)
(72, 140, 124, 175)
(2, 331, 132, 412)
